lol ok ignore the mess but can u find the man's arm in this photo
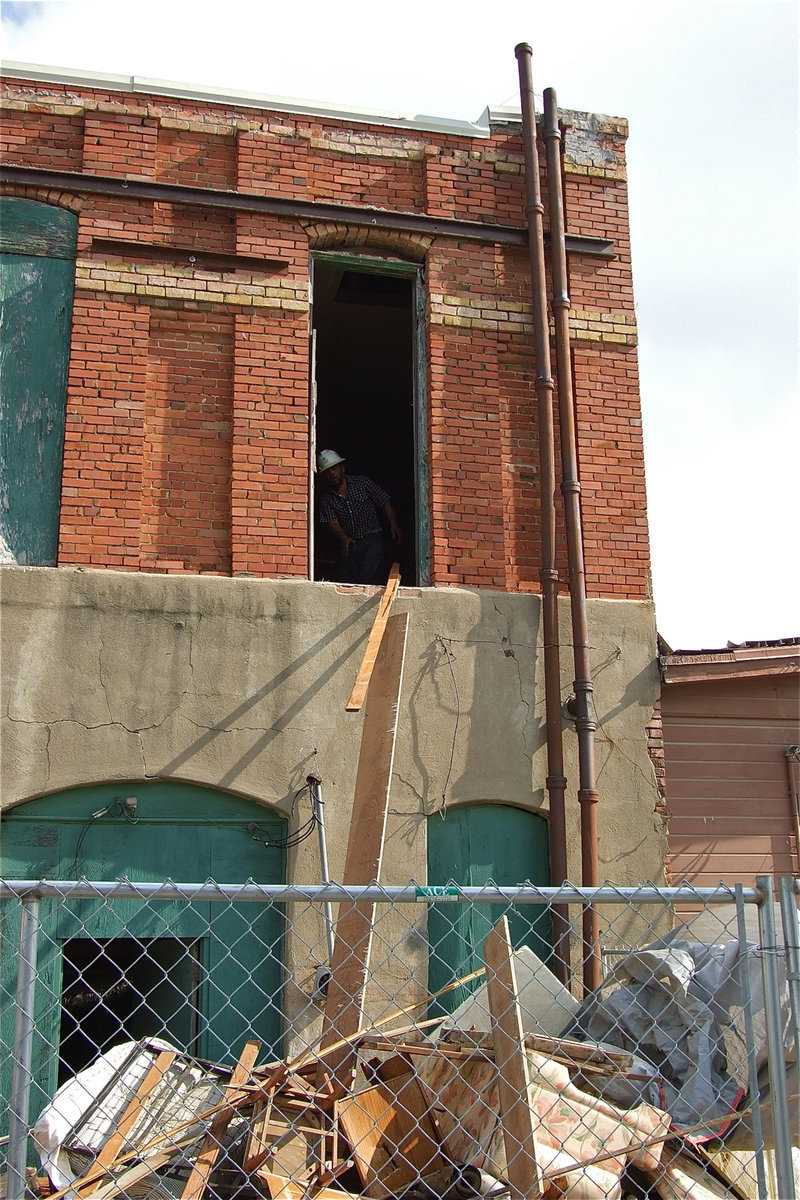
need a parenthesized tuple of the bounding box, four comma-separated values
(327, 518, 354, 556)
(382, 500, 402, 543)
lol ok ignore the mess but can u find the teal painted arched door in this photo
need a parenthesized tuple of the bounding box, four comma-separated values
(426, 804, 552, 1015)
(0, 782, 286, 1127)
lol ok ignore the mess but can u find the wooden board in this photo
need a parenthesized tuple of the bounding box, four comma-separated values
(181, 1039, 261, 1200)
(338, 1074, 444, 1199)
(346, 564, 401, 711)
(85, 1050, 178, 1192)
(484, 916, 543, 1200)
(257, 1171, 360, 1200)
(318, 612, 409, 1088)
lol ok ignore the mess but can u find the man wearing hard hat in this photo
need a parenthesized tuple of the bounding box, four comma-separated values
(316, 449, 402, 584)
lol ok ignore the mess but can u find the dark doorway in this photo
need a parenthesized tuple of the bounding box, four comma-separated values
(311, 257, 423, 585)
(58, 937, 201, 1082)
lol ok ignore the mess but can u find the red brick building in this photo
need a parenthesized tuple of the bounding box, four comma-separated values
(1, 68, 668, 1056)
(1, 64, 650, 596)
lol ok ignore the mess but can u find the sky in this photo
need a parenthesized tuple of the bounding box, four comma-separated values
(1, 0, 797, 651)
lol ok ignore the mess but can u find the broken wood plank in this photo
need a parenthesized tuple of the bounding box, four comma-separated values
(346, 563, 401, 711)
(318, 611, 409, 1090)
(90, 1149, 182, 1200)
(484, 916, 543, 1200)
(181, 1039, 261, 1200)
(338, 1074, 445, 1199)
(46, 1088, 257, 1200)
(85, 1050, 178, 1192)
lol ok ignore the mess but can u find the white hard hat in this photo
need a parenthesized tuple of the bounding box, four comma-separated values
(317, 449, 345, 473)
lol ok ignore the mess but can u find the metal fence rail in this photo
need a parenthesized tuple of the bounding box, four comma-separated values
(1, 878, 798, 1200)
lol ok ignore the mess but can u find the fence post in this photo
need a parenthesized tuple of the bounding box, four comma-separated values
(756, 875, 796, 1200)
(7, 894, 40, 1200)
(735, 883, 768, 1198)
(778, 876, 800, 1069)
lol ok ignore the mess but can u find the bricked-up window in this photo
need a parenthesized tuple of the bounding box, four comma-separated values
(142, 310, 233, 572)
(312, 256, 424, 585)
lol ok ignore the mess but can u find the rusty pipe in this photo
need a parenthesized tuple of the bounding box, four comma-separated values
(515, 43, 570, 984)
(543, 87, 601, 995)
(786, 747, 800, 874)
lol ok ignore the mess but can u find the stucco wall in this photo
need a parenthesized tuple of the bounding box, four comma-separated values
(1, 565, 667, 1031)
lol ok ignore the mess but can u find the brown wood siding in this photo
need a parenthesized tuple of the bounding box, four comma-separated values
(662, 675, 800, 887)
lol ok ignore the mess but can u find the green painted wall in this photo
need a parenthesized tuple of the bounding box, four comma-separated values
(0, 781, 286, 1132)
(0, 198, 77, 565)
(426, 803, 552, 1014)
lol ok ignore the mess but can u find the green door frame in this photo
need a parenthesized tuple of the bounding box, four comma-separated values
(0, 782, 287, 1132)
(426, 803, 553, 1016)
(309, 251, 430, 585)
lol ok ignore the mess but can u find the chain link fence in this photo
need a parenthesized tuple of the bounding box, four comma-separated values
(2, 878, 798, 1200)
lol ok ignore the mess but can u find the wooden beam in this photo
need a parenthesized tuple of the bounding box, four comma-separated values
(181, 1039, 261, 1200)
(484, 917, 543, 1200)
(318, 611, 409, 1088)
(85, 1051, 177, 1192)
(346, 564, 401, 711)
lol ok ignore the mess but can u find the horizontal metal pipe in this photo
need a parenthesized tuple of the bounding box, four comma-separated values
(0, 165, 616, 257)
(0, 879, 761, 904)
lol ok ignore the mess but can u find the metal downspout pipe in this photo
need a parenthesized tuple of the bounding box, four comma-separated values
(543, 88, 602, 994)
(515, 43, 571, 985)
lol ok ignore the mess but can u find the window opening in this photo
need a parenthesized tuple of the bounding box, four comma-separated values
(58, 936, 202, 1082)
(311, 257, 424, 585)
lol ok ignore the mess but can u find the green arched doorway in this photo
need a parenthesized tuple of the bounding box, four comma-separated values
(1, 781, 287, 1125)
(426, 803, 552, 1015)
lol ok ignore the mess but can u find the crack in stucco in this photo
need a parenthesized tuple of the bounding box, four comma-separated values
(43, 722, 52, 788)
(392, 772, 425, 807)
(97, 622, 115, 723)
(492, 606, 533, 757)
(180, 715, 288, 735)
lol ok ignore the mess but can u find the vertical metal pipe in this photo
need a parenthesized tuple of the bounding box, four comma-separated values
(778, 876, 800, 1085)
(735, 883, 768, 1198)
(755, 876, 796, 1198)
(7, 895, 39, 1200)
(514, 43, 570, 985)
(542, 87, 601, 994)
(308, 773, 336, 963)
(785, 746, 800, 873)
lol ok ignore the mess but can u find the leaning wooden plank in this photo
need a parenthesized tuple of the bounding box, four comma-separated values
(180, 1039, 261, 1200)
(85, 1050, 178, 1192)
(346, 564, 401, 711)
(89, 1149, 179, 1200)
(317, 611, 409, 1090)
(484, 916, 543, 1200)
(47, 1096, 248, 1200)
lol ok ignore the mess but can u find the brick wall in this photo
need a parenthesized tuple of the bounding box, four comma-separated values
(1, 76, 651, 596)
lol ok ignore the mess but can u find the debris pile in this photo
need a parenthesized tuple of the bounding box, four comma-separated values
(25, 916, 772, 1200)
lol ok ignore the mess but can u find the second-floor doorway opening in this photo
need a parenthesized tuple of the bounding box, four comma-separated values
(310, 254, 428, 586)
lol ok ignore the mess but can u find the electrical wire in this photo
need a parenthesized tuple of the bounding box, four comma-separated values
(69, 797, 139, 877)
(248, 781, 318, 850)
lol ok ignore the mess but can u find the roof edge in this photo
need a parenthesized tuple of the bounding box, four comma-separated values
(0, 60, 493, 138)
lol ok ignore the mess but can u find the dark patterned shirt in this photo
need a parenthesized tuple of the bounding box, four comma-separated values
(319, 474, 390, 540)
